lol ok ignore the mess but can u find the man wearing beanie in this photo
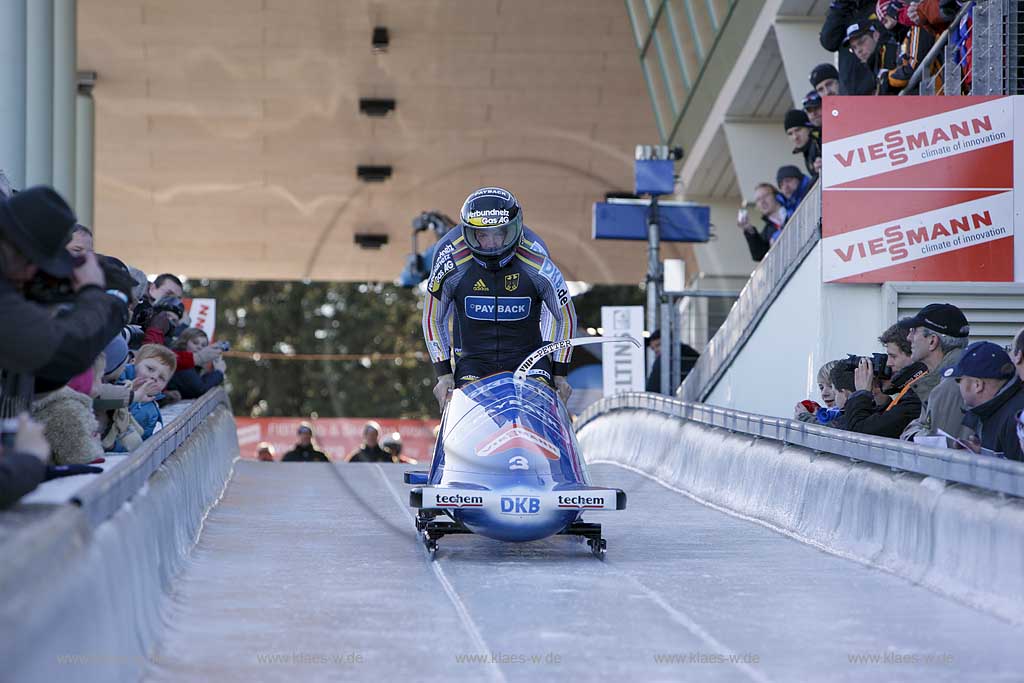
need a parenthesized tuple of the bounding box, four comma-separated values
(784, 109, 822, 178)
(819, 0, 880, 95)
(776, 165, 812, 219)
(809, 63, 841, 97)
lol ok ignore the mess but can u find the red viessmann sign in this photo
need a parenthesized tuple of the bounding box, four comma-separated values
(821, 97, 1018, 283)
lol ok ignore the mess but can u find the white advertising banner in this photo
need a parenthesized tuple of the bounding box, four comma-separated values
(601, 306, 645, 397)
(186, 298, 217, 339)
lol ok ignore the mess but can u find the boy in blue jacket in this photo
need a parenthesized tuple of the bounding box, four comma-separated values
(122, 344, 177, 440)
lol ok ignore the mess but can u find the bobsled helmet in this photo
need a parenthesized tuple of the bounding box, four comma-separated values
(459, 186, 523, 269)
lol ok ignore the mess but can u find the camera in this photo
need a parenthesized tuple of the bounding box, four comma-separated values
(153, 296, 185, 319)
(214, 340, 230, 351)
(840, 353, 893, 381)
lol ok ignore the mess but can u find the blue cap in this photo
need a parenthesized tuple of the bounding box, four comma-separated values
(945, 341, 1015, 380)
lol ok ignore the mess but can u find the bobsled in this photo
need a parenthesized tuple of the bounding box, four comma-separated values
(404, 336, 637, 558)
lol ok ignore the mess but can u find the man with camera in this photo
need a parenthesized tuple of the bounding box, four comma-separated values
(840, 351, 928, 439)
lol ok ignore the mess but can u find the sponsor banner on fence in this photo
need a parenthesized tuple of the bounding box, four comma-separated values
(822, 97, 1017, 283)
(600, 306, 645, 396)
(236, 417, 440, 463)
(183, 298, 217, 339)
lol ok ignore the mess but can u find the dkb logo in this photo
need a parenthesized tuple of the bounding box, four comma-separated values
(500, 496, 540, 514)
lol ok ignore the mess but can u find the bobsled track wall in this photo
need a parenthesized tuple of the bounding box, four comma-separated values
(577, 393, 1024, 624)
(0, 390, 238, 683)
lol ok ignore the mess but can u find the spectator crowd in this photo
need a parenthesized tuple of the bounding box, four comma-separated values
(795, 302, 1024, 461)
(740, 0, 972, 261)
(0, 180, 229, 508)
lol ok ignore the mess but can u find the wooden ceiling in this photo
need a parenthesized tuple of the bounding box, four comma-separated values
(80, 0, 697, 283)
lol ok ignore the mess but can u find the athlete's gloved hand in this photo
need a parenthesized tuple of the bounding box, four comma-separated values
(433, 374, 454, 411)
(554, 376, 572, 403)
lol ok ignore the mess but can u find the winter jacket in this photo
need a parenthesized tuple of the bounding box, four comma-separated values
(0, 452, 48, 508)
(0, 278, 127, 384)
(820, 0, 879, 95)
(963, 376, 1024, 461)
(879, 25, 936, 94)
(280, 444, 327, 464)
(869, 35, 904, 94)
(841, 363, 927, 438)
(120, 364, 165, 440)
(31, 386, 104, 465)
(347, 444, 394, 463)
(900, 348, 969, 441)
(167, 367, 224, 400)
(742, 210, 786, 261)
(915, 0, 964, 35)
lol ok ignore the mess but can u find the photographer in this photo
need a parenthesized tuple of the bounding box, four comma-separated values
(0, 187, 128, 387)
(841, 355, 928, 438)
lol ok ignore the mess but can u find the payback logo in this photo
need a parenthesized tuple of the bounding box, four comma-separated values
(476, 423, 560, 460)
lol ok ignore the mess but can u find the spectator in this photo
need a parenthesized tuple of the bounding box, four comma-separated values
(348, 421, 393, 463)
(784, 109, 822, 178)
(31, 354, 106, 465)
(0, 414, 50, 508)
(810, 63, 842, 97)
(842, 357, 927, 438)
(0, 186, 127, 387)
(168, 328, 226, 399)
(147, 273, 183, 304)
(66, 224, 93, 257)
(122, 344, 176, 441)
(282, 424, 329, 462)
(803, 91, 823, 128)
(95, 335, 149, 452)
(776, 166, 813, 219)
(256, 442, 275, 462)
(1012, 328, 1024, 381)
(954, 342, 1024, 461)
(898, 303, 971, 441)
(879, 321, 914, 373)
(645, 330, 700, 393)
(843, 21, 901, 94)
(820, 0, 879, 95)
(909, 0, 964, 35)
(381, 431, 404, 462)
(816, 363, 858, 426)
(795, 360, 840, 422)
(738, 183, 787, 261)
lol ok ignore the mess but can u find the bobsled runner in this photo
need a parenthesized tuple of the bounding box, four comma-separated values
(404, 336, 637, 558)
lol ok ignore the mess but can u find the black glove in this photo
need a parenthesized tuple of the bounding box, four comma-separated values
(45, 464, 103, 480)
(146, 311, 175, 337)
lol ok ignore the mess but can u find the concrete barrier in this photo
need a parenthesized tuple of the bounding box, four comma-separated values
(578, 408, 1024, 623)
(0, 400, 238, 683)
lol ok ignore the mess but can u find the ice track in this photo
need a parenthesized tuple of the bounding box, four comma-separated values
(142, 461, 1024, 682)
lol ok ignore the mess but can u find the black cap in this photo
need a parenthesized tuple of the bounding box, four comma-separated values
(803, 91, 822, 110)
(904, 303, 970, 338)
(946, 341, 1015, 380)
(297, 425, 313, 435)
(843, 21, 877, 47)
(776, 165, 803, 185)
(0, 186, 77, 277)
(784, 109, 810, 131)
(809, 63, 839, 87)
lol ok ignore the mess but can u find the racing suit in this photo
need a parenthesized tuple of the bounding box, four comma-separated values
(429, 225, 556, 350)
(422, 239, 576, 387)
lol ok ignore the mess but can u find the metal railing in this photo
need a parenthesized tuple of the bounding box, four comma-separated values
(578, 392, 1024, 498)
(902, 0, 1023, 95)
(677, 181, 821, 402)
(72, 388, 232, 527)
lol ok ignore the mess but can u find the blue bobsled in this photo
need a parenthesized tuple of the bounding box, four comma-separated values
(404, 337, 635, 558)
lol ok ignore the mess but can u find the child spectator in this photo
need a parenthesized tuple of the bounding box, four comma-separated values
(795, 360, 840, 422)
(122, 344, 176, 440)
(168, 328, 226, 399)
(31, 354, 105, 464)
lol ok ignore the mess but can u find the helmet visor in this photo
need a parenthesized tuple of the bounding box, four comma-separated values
(463, 214, 522, 256)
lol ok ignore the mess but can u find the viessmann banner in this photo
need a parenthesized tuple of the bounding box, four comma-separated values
(821, 96, 1020, 283)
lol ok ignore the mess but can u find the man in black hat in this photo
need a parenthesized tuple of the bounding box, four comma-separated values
(843, 21, 900, 94)
(776, 165, 812, 219)
(809, 63, 841, 98)
(802, 91, 823, 128)
(282, 424, 329, 462)
(783, 109, 822, 178)
(0, 186, 128, 384)
(899, 303, 971, 442)
(952, 342, 1024, 461)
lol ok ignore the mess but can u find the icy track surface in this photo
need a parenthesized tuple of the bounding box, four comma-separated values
(143, 461, 1023, 682)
